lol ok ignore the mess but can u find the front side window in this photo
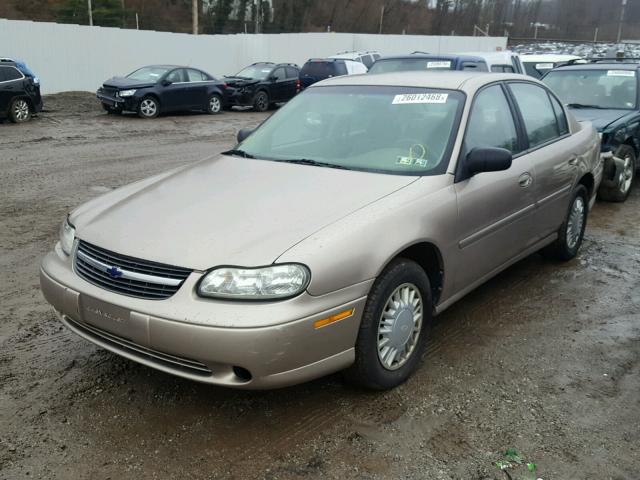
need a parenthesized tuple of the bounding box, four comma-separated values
(465, 85, 520, 153)
(543, 69, 638, 109)
(510, 83, 560, 148)
(127, 66, 171, 82)
(285, 67, 298, 78)
(235, 86, 465, 175)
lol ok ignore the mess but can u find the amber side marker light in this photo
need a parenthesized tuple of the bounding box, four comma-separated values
(313, 308, 355, 329)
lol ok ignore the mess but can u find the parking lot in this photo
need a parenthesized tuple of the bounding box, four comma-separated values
(1, 93, 639, 479)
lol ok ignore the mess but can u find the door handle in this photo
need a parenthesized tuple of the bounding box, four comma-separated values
(518, 172, 533, 188)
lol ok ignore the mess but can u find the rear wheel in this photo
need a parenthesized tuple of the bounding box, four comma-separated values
(138, 96, 159, 119)
(344, 258, 432, 390)
(253, 91, 269, 112)
(9, 98, 31, 123)
(541, 185, 588, 261)
(207, 94, 222, 114)
(599, 145, 635, 202)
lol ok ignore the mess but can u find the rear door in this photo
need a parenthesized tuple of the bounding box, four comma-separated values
(507, 82, 578, 237)
(454, 83, 537, 291)
(284, 67, 300, 100)
(0, 66, 24, 114)
(184, 69, 209, 108)
(269, 67, 288, 102)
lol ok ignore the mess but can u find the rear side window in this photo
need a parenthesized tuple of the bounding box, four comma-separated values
(186, 69, 205, 82)
(465, 85, 520, 154)
(509, 82, 560, 148)
(271, 67, 286, 81)
(285, 67, 298, 78)
(492, 65, 515, 73)
(549, 93, 569, 135)
(0, 66, 22, 82)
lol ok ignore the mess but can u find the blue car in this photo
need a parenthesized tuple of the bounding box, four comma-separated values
(368, 53, 489, 74)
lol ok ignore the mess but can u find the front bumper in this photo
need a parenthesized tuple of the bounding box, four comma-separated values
(40, 247, 369, 389)
(225, 88, 255, 107)
(96, 92, 138, 111)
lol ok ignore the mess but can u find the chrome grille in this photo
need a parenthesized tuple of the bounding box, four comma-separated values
(64, 316, 212, 376)
(74, 240, 191, 300)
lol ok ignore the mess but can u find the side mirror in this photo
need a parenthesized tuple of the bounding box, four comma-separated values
(466, 147, 512, 175)
(237, 128, 254, 143)
(161, 79, 172, 87)
(269, 76, 278, 82)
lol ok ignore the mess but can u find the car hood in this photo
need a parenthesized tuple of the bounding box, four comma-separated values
(568, 108, 632, 131)
(102, 77, 156, 89)
(223, 76, 261, 88)
(70, 156, 418, 270)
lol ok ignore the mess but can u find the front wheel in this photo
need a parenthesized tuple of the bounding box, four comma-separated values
(344, 258, 432, 390)
(9, 98, 31, 123)
(541, 184, 588, 261)
(253, 91, 269, 112)
(207, 94, 222, 114)
(599, 145, 635, 202)
(138, 96, 159, 119)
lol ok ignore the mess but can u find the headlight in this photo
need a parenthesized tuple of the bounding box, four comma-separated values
(598, 132, 603, 140)
(59, 217, 75, 256)
(118, 89, 136, 97)
(198, 264, 311, 300)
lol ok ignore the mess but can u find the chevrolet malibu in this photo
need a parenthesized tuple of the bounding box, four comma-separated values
(41, 72, 601, 390)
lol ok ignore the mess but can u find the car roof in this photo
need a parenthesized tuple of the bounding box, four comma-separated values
(304, 58, 360, 64)
(460, 51, 518, 62)
(310, 70, 531, 92)
(376, 53, 485, 62)
(552, 62, 640, 72)
(330, 51, 378, 59)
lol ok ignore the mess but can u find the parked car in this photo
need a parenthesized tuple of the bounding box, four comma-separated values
(368, 53, 488, 74)
(299, 58, 368, 89)
(329, 51, 381, 69)
(0, 61, 42, 123)
(459, 51, 525, 74)
(0, 57, 40, 85)
(40, 71, 600, 390)
(543, 61, 639, 201)
(224, 62, 300, 112)
(521, 54, 585, 79)
(96, 65, 227, 119)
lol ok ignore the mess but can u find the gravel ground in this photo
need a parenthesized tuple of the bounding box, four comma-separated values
(1, 93, 639, 480)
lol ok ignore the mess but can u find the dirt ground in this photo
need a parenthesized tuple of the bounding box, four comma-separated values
(1, 93, 639, 480)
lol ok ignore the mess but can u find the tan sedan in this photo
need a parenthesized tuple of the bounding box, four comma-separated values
(40, 72, 602, 390)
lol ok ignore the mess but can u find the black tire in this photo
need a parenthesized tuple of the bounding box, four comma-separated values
(253, 91, 269, 112)
(344, 258, 432, 390)
(598, 145, 635, 202)
(207, 93, 222, 114)
(9, 98, 31, 123)
(541, 184, 588, 261)
(137, 96, 160, 119)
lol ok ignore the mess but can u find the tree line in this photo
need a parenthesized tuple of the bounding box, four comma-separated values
(2, 0, 640, 41)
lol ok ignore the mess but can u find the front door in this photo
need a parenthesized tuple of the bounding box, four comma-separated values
(160, 69, 190, 111)
(454, 83, 537, 292)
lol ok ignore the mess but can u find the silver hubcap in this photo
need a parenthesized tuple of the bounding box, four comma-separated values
(256, 94, 267, 110)
(209, 96, 220, 112)
(377, 283, 423, 371)
(566, 195, 585, 249)
(140, 99, 157, 117)
(14, 100, 29, 121)
(619, 155, 634, 194)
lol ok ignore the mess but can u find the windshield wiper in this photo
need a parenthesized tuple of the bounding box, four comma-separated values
(279, 159, 351, 170)
(566, 103, 605, 109)
(223, 149, 255, 158)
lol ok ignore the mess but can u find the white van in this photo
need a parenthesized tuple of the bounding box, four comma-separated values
(329, 51, 381, 70)
(459, 51, 525, 74)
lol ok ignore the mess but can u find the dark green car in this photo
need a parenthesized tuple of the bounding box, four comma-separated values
(543, 62, 639, 202)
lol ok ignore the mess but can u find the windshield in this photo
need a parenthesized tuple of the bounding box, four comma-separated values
(369, 58, 454, 74)
(234, 65, 273, 79)
(235, 85, 464, 175)
(543, 69, 637, 109)
(127, 66, 171, 82)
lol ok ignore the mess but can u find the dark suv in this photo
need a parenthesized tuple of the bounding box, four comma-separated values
(224, 62, 300, 112)
(543, 61, 640, 201)
(0, 62, 42, 123)
(368, 53, 489, 74)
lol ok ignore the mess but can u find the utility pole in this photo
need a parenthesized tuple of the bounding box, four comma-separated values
(254, 0, 261, 34)
(617, 0, 627, 43)
(192, 0, 198, 35)
(378, 6, 384, 34)
(87, 0, 93, 26)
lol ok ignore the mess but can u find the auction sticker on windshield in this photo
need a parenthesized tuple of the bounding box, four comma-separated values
(392, 93, 449, 104)
(607, 70, 636, 77)
(427, 61, 452, 69)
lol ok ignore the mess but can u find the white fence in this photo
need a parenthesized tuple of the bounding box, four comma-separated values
(0, 19, 507, 94)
